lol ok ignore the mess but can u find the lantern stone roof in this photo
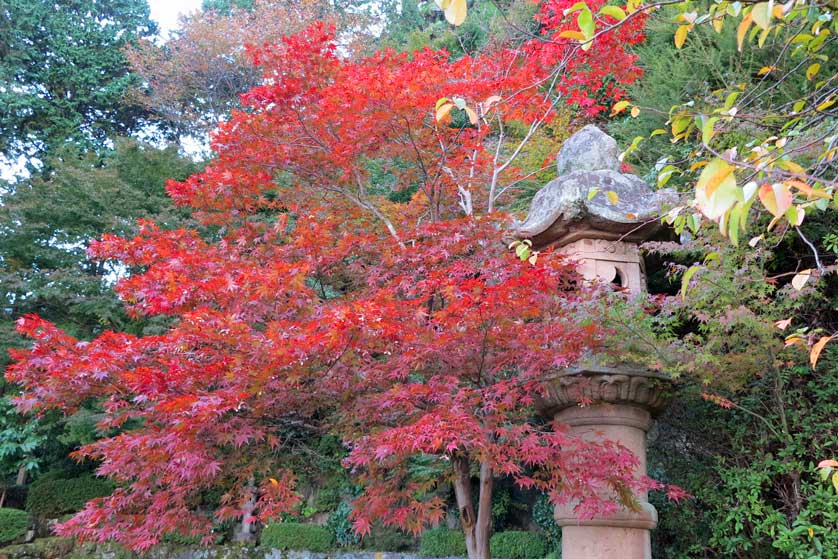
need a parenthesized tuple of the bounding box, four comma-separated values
(516, 125, 679, 248)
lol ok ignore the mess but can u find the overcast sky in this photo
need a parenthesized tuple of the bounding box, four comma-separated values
(148, 0, 204, 37)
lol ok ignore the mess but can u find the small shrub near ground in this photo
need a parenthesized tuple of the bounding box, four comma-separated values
(25, 475, 114, 518)
(260, 522, 334, 552)
(489, 531, 547, 559)
(419, 528, 467, 557)
(327, 502, 359, 547)
(362, 524, 415, 552)
(0, 508, 28, 544)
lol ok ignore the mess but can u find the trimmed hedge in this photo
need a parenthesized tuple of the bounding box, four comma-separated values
(489, 531, 547, 559)
(362, 525, 415, 552)
(261, 523, 334, 552)
(419, 528, 467, 557)
(0, 508, 28, 544)
(25, 475, 114, 518)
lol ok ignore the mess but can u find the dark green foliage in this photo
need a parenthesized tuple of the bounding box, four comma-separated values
(0, 140, 199, 490)
(488, 531, 547, 559)
(260, 523, 334, 552)
(25, 476, 114, 519)
(531, 495, 560, 553)
(0, 0, 158, 165)
(361, 525, 415, 552)
(0, 508, 28, 544)
(650, 366, 838, 558)
(378, 0, 537, 59)
(609, 11, 809, 181)
(418, 528, 467, 557)
(326, 502, 359, 547)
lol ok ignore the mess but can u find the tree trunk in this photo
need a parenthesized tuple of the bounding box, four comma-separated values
(452, 457, 493, 559)
(16, 465, 27, 486)
(233, 479, 256, 543)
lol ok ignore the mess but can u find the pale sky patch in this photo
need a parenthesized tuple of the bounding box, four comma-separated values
(148, 0, 204, 38)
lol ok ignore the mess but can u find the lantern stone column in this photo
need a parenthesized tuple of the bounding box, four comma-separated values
(540, 367, 671, 559)
(514, 125, 678, 559)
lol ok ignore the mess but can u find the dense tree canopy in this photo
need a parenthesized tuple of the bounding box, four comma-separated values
(0, 0, 157, 168)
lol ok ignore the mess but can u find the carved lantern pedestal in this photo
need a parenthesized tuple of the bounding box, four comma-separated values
(515, 125, 678, 559)
(539, 367, 672, 559)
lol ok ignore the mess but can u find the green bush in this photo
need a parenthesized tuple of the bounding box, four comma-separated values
(260, 522, 334, 552)
(0, 508, 28, 544)
(419, 528, 467, 557)
(25, 475, 114, 518)
(362, 524, 415, 552)
(327, 502, 359, 547)
(489, 531, 547, 559)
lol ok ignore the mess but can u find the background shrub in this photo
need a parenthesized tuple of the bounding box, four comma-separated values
(261, 522, 334, 552)
(362, 524, 415, 552)
(25, 475, 114, 518)
(0, 508, 28, 544)
(489, 531, 547, 559)
(532, 495, 561, 552)
(327, 502, 360, 548)
(419, 528, 467, 557)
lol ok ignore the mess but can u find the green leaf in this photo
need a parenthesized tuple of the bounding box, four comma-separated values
(599, 5, 626, 20)
(681, 265, 702, 300)
(578, 8, 595, 39)
(702, 116, 719, 145)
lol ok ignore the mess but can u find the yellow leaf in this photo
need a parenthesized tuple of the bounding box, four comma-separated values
(630, 106, 640, 118)
(791, 269, 811, 290)
(712, 15, 724, 33)
(751, 2, 771, 30)
(435, 102, 454, 122)
(816, 97, 835, 112)
(435, 97, 451, 111)
(737, 13, 753, 51)
(757, 66, 776, 75)
(444, 0, 467, 25)
(606, 191, 619, 205)
(774, 318, 792, 330)
(758, 183, 793, 218)
(483, 95, 502, 108)
(269, 477, 279, 487)
(558, 30, 587, 40)
(675, 25, 690, 48)
(695, 158, 740, 220)
(611, 100, 631, 115)
(464, 106, 478, 125)
(808, 528, 814, 539)
(806, 63, 821, 80)
(811, 335, 831, 368)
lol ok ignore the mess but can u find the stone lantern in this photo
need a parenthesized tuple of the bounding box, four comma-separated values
(516, 125, 677, 559)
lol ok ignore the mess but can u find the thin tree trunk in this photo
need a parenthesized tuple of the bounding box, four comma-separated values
(452, 457, 493, 559)
(234, 479, 256, 543)
(452, 457, 479, 559)
(474, 460, 493, 559)
(16, 465, 27, 486)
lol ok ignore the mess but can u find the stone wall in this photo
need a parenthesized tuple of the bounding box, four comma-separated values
(0, 539, 462, 559)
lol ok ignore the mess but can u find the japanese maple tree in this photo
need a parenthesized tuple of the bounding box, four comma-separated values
(7, 2, 667, 557)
